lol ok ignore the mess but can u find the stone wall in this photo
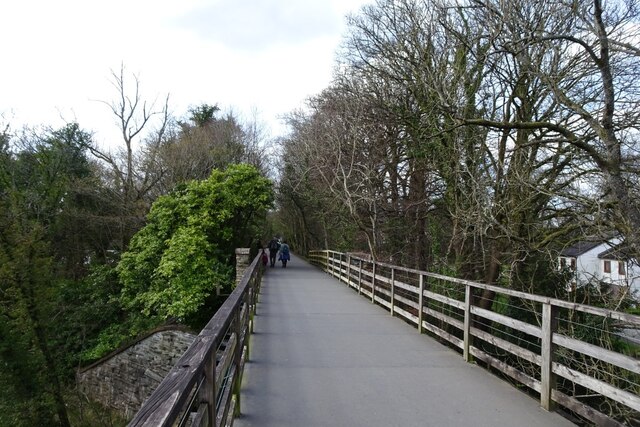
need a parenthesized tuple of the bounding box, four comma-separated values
(235, 247, 251, 285)
(77, 327, 196, 420)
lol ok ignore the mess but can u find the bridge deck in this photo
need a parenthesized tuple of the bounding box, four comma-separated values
(235, 254, 574, 427)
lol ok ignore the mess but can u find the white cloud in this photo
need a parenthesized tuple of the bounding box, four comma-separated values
(0, 0, 370, 147)
(174, 0, 340, 51)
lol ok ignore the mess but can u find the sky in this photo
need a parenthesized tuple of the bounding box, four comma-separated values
(1, 0, 370, 148)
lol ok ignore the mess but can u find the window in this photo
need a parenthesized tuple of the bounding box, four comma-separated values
(570, 258, 576, 270)
(604, 260, 611, 273)
(619, 262, 626, 276)
(560, 258, 566, 267)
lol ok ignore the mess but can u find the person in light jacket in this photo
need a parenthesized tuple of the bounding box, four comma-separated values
(279, 241, 290, 268)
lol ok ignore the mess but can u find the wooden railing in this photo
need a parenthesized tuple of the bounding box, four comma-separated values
(129, 253, 263, 427)
(309, 250, 640, 426)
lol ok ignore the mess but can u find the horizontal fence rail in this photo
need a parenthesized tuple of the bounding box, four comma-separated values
(129, 253, 263, 427)
(309, 250, 640, 427)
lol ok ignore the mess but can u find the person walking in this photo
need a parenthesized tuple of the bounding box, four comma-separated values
(279, 241, 290, 268)
(268, 237, 280, 267)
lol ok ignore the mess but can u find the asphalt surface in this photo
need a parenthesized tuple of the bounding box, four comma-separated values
(235, 254, 575, 427)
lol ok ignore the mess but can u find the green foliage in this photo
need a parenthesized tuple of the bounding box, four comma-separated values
(0, 303, 58, 427)
(79, 315, 160, 363)
(0, 222, 66, 426)
(12, 123, 92, 225)
(65, 389, 127, 427)
(0, 123, 99, 426)
(0, 120, 272, 422)
(118, 164, 273, 322)
(627, 307, 640, 316)
(188, 103, 220, 127)
(49, 265, 128, 367)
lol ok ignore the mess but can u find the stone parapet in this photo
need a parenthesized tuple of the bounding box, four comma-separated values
(77, 327, 196, 421)
(235, 247, 251, 285)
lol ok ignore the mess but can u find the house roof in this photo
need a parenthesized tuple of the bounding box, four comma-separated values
(560, 241, 602, 257)
(598, 244, 633, 261)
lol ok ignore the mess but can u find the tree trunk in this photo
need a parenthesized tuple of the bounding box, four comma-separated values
(22, 248, 71, 427)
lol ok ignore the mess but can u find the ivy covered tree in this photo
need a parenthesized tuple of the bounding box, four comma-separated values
(118, 164, 273, 322)
(0, 123, 95, 427)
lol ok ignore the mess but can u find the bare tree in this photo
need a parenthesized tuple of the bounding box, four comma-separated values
(155, 105, 271, 194)
(88, 64, 171, 249)
(462, 0, 640, 258)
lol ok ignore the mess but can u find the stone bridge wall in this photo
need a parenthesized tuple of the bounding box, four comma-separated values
(77, 327, 196, 420)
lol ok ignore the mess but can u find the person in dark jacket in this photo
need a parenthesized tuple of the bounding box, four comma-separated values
(268, 237, 280, 267)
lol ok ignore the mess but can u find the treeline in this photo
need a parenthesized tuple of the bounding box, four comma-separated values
(272, 3, 640, 422)
(276, 0, 640, 296)
(0, 68, 274, 426)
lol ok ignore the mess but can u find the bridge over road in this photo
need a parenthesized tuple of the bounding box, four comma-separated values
(234, 254, 574, 427)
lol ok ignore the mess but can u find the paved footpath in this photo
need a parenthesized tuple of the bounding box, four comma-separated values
(235, 254, 574, 427)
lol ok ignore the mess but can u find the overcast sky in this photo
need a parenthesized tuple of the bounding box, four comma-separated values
(1, 0, 369, 148)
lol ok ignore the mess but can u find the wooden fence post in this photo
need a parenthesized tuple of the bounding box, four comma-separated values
(329, 252, 336, 277)
(323, 251, 327, 273)
(332, 252, 337, 278)
(390, 268, 395, 316)
(326, 250, 329, 272)
(233, 303, 243, 416)
(346, 254, 351, 288)
(541, 302, 558, 411)
(371, 262, 376, 303)
(463, 284, 473, 362)
(358, 259, 363, 295)
(253, 268, 260, 307)
(202, 347, 217, 427)
(418, 274, 424, 333)
(247, 279, 253, 360)
(248, 279, 254, 339)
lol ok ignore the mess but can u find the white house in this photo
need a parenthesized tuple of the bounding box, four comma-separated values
(559, 238, 640, 299)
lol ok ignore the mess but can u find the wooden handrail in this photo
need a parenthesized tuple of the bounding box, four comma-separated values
(309, 249, 640, 426)
(129, 253, 263, 427)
